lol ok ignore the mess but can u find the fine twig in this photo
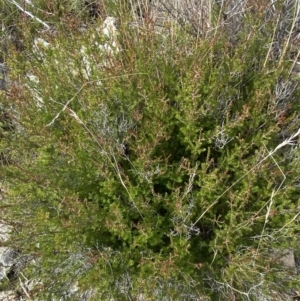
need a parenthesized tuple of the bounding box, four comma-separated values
(193, 127, 300, 227)
(8, 0, 50, 30)
(46, 75, 148, 219)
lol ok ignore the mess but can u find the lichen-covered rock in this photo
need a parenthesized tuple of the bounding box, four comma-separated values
(0, 220, 11, 242)
(0, 220, 16, 281)
(0, 63, 8, 91)
(0, 247, 17, 268)
(0, 220, 18, 299)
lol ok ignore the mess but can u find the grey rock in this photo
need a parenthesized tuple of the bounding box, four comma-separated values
(0, 291, 16, 301)
(0, 265, 7, 281)
(279, 249, 296, 270)
(271, 248, 297, 274)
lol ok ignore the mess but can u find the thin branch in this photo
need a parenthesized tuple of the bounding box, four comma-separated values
(193, 126, 300, 227)
(278, 0, 300, 67)
(256, 149, 286, 253)
(8, 0, 50, 30)
(46, 75, 148, 219)
(263, 16, 280, 69)
(46, 74, 147, 127)
(67, 108, 144, 220)
(19, 272, 32, 300)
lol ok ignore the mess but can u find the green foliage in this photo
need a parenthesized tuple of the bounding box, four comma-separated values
(1, 0, 300, 300)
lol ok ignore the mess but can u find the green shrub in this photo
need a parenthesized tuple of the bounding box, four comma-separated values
(2, 1, 300, 300)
